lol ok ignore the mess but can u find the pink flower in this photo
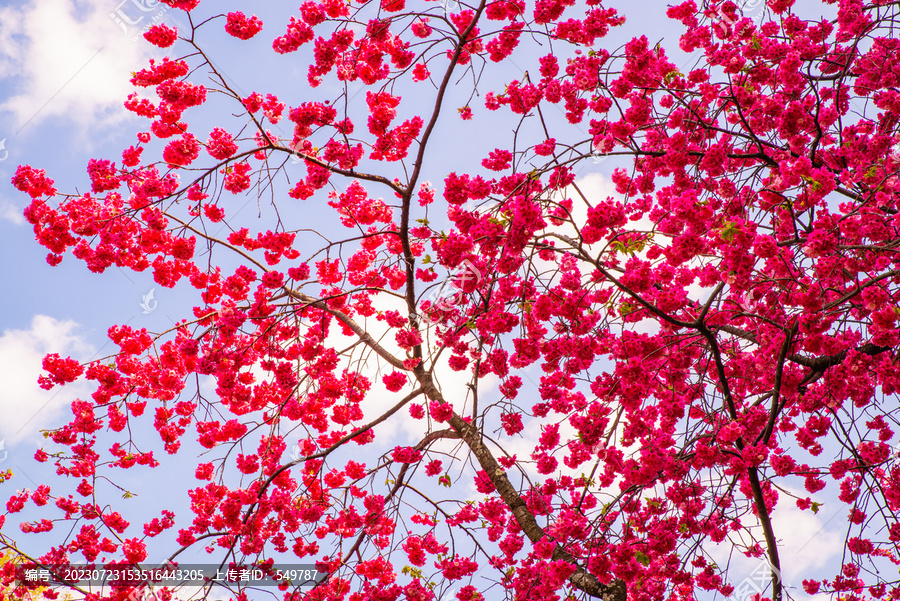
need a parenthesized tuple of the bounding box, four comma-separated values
(382, 371, 407, 392)
(802, 580, 820, 595)
(804, 474, 826, 493)
(448, 355, 470, 370)
(122, 538, 147, 563)
(435, 555, 478, 580)
(163, 133, 200, 166)
(273, 17, 313, 53)
(261, 271, 284, 289)
(144, 24, 177, 47)
(195, 463, 214, 480)
(535, 453, 558, 474)
(206, 127, 238, 160)
(288, 263, 310, 280)
(243, 92, 263, 113)
(395, 328, 423, 350)
(534, 138, 556, 156)
(161, 0, 199, 10)
(31, 486, 51, 506)
(381, 0, 405, 12)
(76, 480, 93, 497)
(429, 400, 453, 422)
(848, 537, 874, 555)
(412, 63, 430, 82)
(481, 148, 513, 171)
(392, 446, 422, 463)
(203, 203, 225, 222)
(474, 470, 495, 493)
(236, 453, 259, 474)
(11, 166, 57, 198)
(501, 412, 523, 435)
(456, 585, 483, 601)
(38, 354, 84, 390)
(262, 94, 285, 123)
(223, 162, 252, 193)
(225, 12, 263, 40)
(411, 18, 432, 38)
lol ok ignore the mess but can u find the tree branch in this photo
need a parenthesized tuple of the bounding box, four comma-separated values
(413, 374, 626, 601)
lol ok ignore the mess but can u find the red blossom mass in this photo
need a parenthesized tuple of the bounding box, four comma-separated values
(225, 11, 264, 40)
(7, 2, 900, 601)
(144, 24, 179, 48)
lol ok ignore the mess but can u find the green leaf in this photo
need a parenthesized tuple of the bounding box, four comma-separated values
(801, 175, 822, 190)
(720, 220, 737, 243)
(619, 302, 638, 316)
(635, 551, 651, 566)
(402, 566, 422, 579)
(663, 70, 683, 85)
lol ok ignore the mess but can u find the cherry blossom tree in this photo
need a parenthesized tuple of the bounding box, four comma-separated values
(5, 0, 900, 600)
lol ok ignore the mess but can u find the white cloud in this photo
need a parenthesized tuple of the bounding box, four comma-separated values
(704, 489, 843, 600)
(770, 498, 842, 585)
(0, 0, 165, 134)
(0, 198, 25, 225)
(0, 314, 95, 445)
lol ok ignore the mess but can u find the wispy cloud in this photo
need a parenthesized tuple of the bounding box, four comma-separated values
(0, 197, 25, 225)
(0, 0, 163, 135)
(0, 315, 95, 445)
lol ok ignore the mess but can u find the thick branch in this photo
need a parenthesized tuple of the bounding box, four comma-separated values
(747, 468, 782, 601)
(414, 376, 626, 601)
(694, 324, 782, 601)
(285, 289, 408, 371)
(709, 325, 894, 375)
(759, 323, 797, 445)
